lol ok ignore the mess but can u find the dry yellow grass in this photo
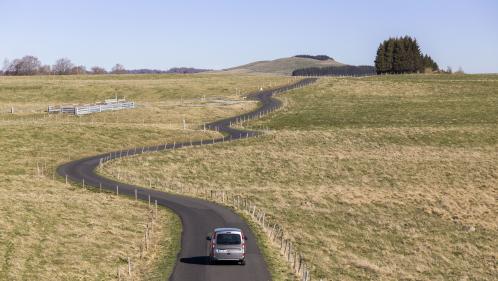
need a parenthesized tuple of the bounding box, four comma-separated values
(0, 73, 292, 113)
(0, 175, 179, 280)
(101, 75, 498, 280)
(0, 74, 290, 280)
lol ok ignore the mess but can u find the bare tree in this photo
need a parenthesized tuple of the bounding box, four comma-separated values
(5, 55, 42, 75)
(38, 65, 52, 75)
(111, 64, 127, 74)
(70, 65, 87, 75)
(53, 58, 74, 75)
(5, 59, 20, 75)
(91, 66, 107, 74)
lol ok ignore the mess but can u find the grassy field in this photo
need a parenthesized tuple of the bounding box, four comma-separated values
(101, 74, 498, 280)
(0, 74, 290, 280)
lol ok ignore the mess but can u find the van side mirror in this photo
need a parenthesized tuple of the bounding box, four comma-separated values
(244, 236, 248, 241)
(206, 236, 211, 241)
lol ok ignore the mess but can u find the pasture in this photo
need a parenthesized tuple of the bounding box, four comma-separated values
(101, 75, 498, 280)
(0, 74, 290, 280)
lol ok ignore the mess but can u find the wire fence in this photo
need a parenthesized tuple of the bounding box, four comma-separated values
(0, 112, 244, 131)
(33, 163, 163, 281)
(126, 175, 317, 281)
(94, 79, 323, 280)
(98, 135, 324, 281)
(55, 78, 322, 280)
(116, 199, 159, 281)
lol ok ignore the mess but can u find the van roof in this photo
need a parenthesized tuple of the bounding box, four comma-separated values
(214, 227, 242, 233)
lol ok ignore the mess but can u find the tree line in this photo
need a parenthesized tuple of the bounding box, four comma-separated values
(374, 36, 439, 74)
(0, 55, 210, 76)
(292, 65, 375, 77)
(0, 55, 127, 75)
(294, 55, 333, 61)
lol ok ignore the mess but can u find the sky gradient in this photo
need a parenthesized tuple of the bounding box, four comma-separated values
(1, 0, 497, 73)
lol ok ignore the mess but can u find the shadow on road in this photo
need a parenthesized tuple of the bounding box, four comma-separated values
(180, 256, 210, 265)
(180, 256, 241, 266)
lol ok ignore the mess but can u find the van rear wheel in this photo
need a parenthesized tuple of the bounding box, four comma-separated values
(239, 260, 246, 266)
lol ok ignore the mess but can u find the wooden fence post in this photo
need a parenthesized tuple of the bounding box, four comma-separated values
(128, 257, 131, 276)
(155, 200, 158, 218)
(270, 224, 276, 240)
(294, 251, 298, 271)
(144, 226, 148, 251)
(298, 255, 303, 275)
(288, 242, 292, 262)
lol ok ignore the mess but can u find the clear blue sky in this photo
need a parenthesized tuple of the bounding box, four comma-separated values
(1, 0, 497, 73)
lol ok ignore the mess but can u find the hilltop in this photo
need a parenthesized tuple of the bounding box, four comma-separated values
(221, 55, 346, 75)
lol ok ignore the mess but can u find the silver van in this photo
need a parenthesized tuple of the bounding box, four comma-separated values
(207, 227, 247, 265)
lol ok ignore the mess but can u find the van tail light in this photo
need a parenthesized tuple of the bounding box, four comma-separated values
(241, 234, 246, 256)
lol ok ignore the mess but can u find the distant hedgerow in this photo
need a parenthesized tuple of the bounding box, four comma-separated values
(294, 55, 333, 61)
(292, 65, 375, 77)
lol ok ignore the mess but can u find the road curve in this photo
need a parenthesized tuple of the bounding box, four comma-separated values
(57, 78, 317, 281)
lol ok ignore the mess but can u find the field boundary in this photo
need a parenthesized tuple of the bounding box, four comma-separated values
(103, 170, 319, 281)
(58, 78, 318, 281)
(48, 99, 135, 115)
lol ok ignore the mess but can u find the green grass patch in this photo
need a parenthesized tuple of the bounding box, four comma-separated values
(101, 74, 498, 280)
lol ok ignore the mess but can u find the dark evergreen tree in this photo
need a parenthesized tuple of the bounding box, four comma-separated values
(384, 39, 395, 73)
(422, 55, 439, 72)
(374, 36, 438, 74)
(412, 38, 424, 72)
(392, 38, 407, 73)
(374, 42, 386, 74)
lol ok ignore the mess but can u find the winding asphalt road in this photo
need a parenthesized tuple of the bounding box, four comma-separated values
(57, 78, 317, 281)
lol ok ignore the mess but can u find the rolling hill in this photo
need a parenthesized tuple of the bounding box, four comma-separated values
(222, 55, 346, 75)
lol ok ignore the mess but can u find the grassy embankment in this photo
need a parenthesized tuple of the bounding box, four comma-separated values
(101, 74, 498, 280)
(0, 74, 290, 280)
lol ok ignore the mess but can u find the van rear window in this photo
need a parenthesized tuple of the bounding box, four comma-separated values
(216, 233, 241, 245)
